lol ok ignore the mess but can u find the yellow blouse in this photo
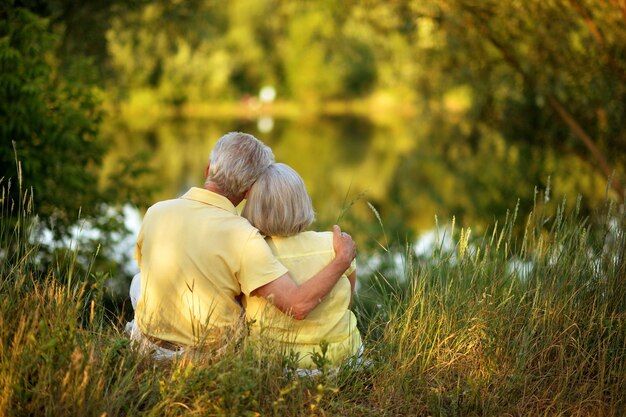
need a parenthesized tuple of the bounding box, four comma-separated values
(244, 231, 361, 368)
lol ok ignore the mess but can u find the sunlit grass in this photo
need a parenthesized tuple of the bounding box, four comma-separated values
(1, 179, 624, 416)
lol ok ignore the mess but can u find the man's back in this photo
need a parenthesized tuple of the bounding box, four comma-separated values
(135, 187, 287, 347)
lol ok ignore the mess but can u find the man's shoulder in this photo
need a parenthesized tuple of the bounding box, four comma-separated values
(145, 196, 260, 241)
(195, 208, 261, 242)
(144, 197, 187, 216)
(227, 214, 260, 234)
(149, 195, 187, 208)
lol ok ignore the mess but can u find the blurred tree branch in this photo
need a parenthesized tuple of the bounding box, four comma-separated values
(437, 0, 625, 199)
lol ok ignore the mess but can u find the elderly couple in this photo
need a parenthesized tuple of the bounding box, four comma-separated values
(127, 132, 361, 369)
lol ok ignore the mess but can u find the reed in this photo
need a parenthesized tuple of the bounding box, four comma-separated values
(1, 179, 624, 416)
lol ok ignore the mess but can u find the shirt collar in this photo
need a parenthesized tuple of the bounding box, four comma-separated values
(180, 187, 238, 215)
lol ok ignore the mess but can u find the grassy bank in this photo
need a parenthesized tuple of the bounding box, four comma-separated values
(1, 182, 624, 416)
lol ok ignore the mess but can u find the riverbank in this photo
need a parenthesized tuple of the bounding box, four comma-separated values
(1, 188, 624, 416)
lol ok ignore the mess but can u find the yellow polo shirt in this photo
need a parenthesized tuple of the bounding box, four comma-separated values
(134, 187, 288, 348)
(244, 231, 361, 368)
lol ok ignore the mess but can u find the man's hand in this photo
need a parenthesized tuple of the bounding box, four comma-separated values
(332, 225, 356, 268)
(251, 225, 357, 320)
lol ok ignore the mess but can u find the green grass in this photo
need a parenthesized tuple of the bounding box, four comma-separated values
(1, 180, 625, 416)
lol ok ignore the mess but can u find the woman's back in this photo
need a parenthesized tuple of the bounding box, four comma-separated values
(244, 231, 360, 368)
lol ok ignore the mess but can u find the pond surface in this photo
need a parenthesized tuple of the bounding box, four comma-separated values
(101, 111, 609, 255)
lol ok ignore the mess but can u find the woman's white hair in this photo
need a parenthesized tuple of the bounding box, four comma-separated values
(205, 132, 274, 201)
(242, 163, 315, 237)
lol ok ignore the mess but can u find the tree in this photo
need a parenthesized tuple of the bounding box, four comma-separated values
(0, 5, 153, 304)
(408, 0, 626, 199)
(0, 6, 108, 236)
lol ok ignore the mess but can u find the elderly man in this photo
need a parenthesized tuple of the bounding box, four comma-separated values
(129, 132, 356, 356)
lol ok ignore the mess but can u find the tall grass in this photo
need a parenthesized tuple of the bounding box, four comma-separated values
(355, 192, 625, 416)
(1, 178, 624, 416)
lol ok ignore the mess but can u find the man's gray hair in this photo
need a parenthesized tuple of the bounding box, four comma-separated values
(205, 132, 274, 201)
(242, 163, 315, 237)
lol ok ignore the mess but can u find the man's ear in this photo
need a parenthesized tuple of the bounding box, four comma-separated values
(243, 189, 251, 199)
(204, 162, 210, 178)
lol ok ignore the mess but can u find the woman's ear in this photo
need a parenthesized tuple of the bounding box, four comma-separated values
(205, 162, 210, 178)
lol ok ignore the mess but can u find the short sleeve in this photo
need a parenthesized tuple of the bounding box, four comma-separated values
(239, 230, 289, 296)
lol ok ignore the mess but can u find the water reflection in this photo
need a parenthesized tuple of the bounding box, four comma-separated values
(101, 113, 610, 254)
(257, 116, 274, 133)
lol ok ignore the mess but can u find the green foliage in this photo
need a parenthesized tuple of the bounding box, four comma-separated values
(106, 1, 233, 104)
(101, 0, 625, 201)
(104, 0, 383, 107)
(10, 0, 625, 209)
(12, 0, 622, 232)
(0, 6, 105, 236)
(408, 0, 626, 198)
(0, 5, 154, 299)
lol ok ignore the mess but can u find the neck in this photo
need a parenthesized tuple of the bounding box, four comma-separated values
(204, 181, 221, 195)
(204, 181, 243, 206)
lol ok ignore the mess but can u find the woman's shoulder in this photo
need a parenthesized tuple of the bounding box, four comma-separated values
(295, 230, 333, 245)
(268, 231, 334, 254)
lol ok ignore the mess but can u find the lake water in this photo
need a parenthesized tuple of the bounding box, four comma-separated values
(101, 112, 610, 260)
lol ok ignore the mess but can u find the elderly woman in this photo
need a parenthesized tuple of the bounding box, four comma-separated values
(241, 163, 361, 369)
